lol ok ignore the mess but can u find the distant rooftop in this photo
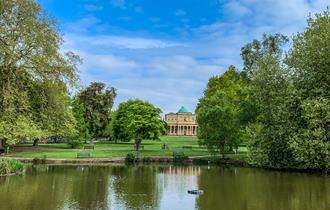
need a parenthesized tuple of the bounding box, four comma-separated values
(178, 106, 189, 113)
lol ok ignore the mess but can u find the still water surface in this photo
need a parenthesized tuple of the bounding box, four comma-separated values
(0, 164, 329, 210)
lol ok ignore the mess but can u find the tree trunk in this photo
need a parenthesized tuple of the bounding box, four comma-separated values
(33, 139, 39, 146)
(0, 139, 5, 149)
(135, 137, 141, 151)
(220, 141, 225, 159)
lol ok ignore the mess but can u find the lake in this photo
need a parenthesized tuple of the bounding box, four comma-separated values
(0, 164, 329, 210)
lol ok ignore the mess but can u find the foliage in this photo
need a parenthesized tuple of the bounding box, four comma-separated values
(197, 91, 239, 158)
(240, 33, 289, 78)
(70, 97, 91, 146)
(77, 82, 117, 138)
(0, 0, 80, 145)
(172, 151, 187, 163)
(244, 10, 330, 170)
(284, 10, 330, 170)
(0, 158, 25, 175)
(125, 152, 138, 163)
(112, 99, 165, 150)
(198, 9, 330, 171)
(196, 65, 254, 157)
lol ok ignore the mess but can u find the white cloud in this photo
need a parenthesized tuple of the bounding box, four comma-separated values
(221, 1, 251, 16)
(61, 0, 330, 113)
(64, 34, 185, 50)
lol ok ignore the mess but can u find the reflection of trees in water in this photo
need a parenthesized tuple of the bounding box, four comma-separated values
(68, 166, 110, 210)
(196, 167, 330, 210)
(111, 165, 160, 210)
(0, 165, 111, 210)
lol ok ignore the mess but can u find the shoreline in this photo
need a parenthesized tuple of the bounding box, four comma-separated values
(5, 156, 248, 166)
(2, 157, 328, 174)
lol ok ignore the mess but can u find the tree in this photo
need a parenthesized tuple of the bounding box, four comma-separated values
(78, 82, 117, 138)
(240, 33, 288, 79)
(197, 65, 256, 154)
(0, 0, 80, 145)
(69, 97, 91, 148)
(285, 9, 330, 170)
(112, 99, 164, 151)
(197, 91, 238, 158)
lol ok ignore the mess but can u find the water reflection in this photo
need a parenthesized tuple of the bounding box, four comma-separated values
(0, 165, 329, 210)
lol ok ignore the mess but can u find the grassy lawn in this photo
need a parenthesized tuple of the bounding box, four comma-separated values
(6, 136, 248, 159)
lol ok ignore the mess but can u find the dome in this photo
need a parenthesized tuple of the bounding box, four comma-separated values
(178, 106, 189, 113)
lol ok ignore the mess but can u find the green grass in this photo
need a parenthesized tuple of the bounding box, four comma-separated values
(7, 136, 248, 160)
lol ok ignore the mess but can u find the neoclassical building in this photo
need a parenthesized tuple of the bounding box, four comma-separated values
(165, 106, 198, 136)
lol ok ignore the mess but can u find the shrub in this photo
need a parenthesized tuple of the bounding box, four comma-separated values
(0, 159, 25, 175)
(125, 152, 138, 163)
(173, 151, 188, 163)
(67, 137, 83, 149)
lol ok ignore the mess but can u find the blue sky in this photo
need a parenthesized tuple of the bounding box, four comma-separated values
(37, 0, 329, 114)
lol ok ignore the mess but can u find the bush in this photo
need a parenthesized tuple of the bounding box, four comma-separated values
(0, 159, 25, 175)
(67, 137, 83, 148)
(173, 151, 188, 163)
(125, 152, 138, 163)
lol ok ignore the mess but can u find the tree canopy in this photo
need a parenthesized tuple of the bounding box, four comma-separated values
(0, 0, 80, 145)
(77, 82, 117, 139)
(198, 8, 330, 171)
(112, 99, 165, 150)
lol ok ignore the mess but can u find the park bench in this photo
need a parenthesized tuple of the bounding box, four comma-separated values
(84, 145, 95, 150)
(182, 146, 193, 150)
(77, 152, 91, 158)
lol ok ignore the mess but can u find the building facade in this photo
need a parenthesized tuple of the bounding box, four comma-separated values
(165, 106, 198, 136)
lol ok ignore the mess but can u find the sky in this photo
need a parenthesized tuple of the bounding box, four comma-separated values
(36, 0, 329, 114)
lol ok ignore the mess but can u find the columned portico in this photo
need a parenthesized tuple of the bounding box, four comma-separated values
(165, 106, 198, 136)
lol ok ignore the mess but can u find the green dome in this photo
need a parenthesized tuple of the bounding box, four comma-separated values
(178, 106, 189, 113)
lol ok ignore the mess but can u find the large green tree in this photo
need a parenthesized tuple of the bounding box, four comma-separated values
(239, 34, 296, 168)
(285, 9, 330, 170)
(196, 65, 257, 156)
(197, 91, 239, 158)
(0, 0, 80, 145)
(112, 99, 164, 151)
(69, 97, 91, 147)
(243, 10, 330, 170)
(77, 82, 117, 138)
